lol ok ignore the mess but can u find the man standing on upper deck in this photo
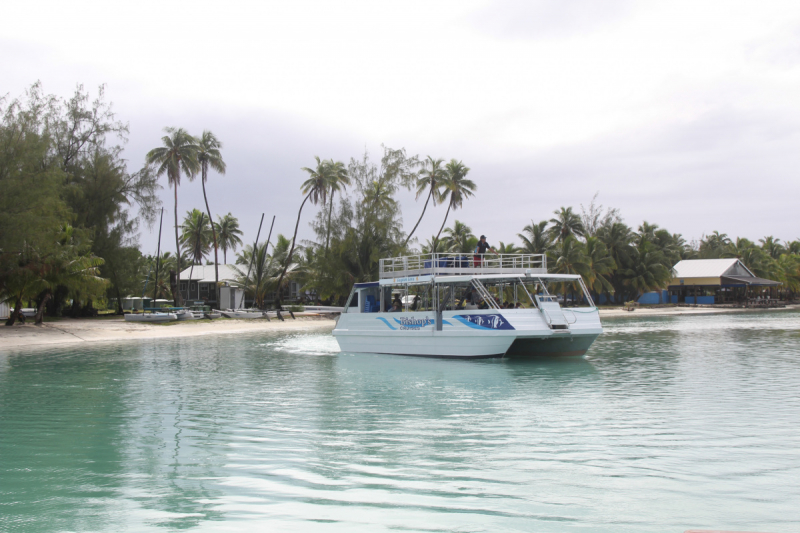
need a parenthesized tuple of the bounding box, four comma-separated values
(473, 235, 497, 267)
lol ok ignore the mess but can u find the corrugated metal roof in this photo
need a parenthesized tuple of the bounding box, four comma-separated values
(672, 258, 742, 279)
(178, 264, 242, 283)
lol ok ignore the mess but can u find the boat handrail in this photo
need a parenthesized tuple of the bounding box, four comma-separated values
(379, 253, 547, 279)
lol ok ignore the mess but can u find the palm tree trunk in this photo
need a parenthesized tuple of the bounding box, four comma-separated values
(433, 201, 452, 254)
(325, 191, 334, 255)
(402, 188, 433, 248)
(5, 296, 22, 326)
(201, 176, 220, 307)
(34, 291, 51, 325)
(274, 192, 311, 309)
(173, 180, 182, 306)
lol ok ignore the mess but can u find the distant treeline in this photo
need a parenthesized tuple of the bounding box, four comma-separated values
(3, 83, 799, 322)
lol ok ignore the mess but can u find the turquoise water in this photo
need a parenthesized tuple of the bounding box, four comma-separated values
(1, 311, 799, 532)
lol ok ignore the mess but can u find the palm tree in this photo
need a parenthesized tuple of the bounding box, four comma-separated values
(622, 242, 671, 299)
(442, 220, 475, 253)
(215, 213, 243, 264)
(196, 130, 226, 305)
(364, 178, 397, 216)
(496, 241, 519, 254)
(723, 237, 756, 259)
(324, 160, 350, 254)
(433, 160, 475, 253)
(759, 236, 784, 259)
(583, 236, 616, 301)
(548, 207, 585, 243)
(518, 220, 551, 255)
(402, 156, 446, 248)
(179, 209, 212, 264)
(146, 127, 199, 305)
(274, 157, 332, 309)
(548, 236, 590, 302)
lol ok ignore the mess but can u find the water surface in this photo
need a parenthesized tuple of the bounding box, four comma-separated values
(1, 310, 799, 532)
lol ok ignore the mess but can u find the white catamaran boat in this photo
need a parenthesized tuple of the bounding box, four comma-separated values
(332, 253, 603, 358)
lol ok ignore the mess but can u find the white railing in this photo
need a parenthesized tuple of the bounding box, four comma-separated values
(379, 253, 547, 279)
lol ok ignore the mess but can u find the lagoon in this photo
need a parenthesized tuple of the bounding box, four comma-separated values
(1, 310, 799, 532)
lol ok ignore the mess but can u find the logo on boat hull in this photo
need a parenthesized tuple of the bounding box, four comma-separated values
(376, 316, 451, 330)
(454, 314, 514, 330)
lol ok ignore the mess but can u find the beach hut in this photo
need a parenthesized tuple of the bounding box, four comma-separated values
(668, 258, 780, 304)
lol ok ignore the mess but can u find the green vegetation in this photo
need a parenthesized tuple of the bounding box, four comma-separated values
(3, 83, 799, 320)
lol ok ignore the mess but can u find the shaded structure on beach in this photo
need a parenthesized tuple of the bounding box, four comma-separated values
(668, 258, 781, 305)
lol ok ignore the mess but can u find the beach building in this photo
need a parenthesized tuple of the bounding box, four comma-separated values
(667, 258, 780, 304)
(178, 264, 302, 307)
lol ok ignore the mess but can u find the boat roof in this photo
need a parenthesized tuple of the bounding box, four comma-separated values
(379, 253, 548, 279)
(357, 273, 583, 287)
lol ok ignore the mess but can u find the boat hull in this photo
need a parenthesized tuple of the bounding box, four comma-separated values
(333, 308, 602, 358)
(219, 310, 267, 319)
(124, 313, 177, 323)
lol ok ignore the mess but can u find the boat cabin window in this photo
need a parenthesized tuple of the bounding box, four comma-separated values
(359, 286, 381, 313)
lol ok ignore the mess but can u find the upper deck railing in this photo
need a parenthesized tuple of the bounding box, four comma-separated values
(379, 253, 547, 279)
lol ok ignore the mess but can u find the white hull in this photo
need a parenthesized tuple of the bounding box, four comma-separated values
(176, 310, 204, 321)
(204, 311, 222, 319)
(333, 308, 601, 358)
(124, 312, 177, 323)
(219, 309, 268, 319)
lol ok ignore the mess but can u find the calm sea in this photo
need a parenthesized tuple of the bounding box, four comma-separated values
(1, 310, 799, 532)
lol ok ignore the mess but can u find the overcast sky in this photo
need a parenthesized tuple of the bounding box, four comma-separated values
(5, 0, 800, 255)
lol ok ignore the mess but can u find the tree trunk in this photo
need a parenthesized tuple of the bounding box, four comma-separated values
(169, 270, 179, 305)
(201, 176, 220, 309)
(324, 191, 335, 255)
(5, 297, 23, 326)
(402, 188, 433, 249)
(274, 192, 311, 310)
(433, 201, 452, 254)
(35, 292, 52, 325)
(173, 180, 183, 306)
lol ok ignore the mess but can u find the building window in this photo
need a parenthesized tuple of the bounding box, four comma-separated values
(200, 283, 209, 294)
(180, 282, 187, 291)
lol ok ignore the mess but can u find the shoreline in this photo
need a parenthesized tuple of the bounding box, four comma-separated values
(599, 303, 799, 318)
(0, 315, 337, 351)
(1, 305, 797, 352)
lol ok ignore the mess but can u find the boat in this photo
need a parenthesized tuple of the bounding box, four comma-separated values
(204, 311, 222, 319)
(175, 309, 204, 321)
(332, 253, 603, 358)
(124, 311, 177, 323)
(218, 309, 269, 319)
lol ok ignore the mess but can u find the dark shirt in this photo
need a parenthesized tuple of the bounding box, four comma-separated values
(475, 241, 491, 254)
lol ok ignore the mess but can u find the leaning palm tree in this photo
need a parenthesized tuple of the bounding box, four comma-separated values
(146, 127, 199, 305)
(324, 160, 350, 254)
(548, 206, 585, 243)
(273, 157, 332, 309)
(196, 130, 226, 305)
(215, 213, 244, 264)
(433, 160, 475, 253)
(402, 156, 446, 248)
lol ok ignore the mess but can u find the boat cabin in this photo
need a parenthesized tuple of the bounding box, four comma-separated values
(345, 253, 595, 314)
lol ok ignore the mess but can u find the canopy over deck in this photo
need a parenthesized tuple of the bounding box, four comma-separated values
(379, 253, 547, 280)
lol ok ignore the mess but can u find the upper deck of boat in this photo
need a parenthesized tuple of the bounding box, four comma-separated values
(379, 253, 547, 280)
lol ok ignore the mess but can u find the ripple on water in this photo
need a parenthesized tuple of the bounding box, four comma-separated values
(0, 311, 799, 532)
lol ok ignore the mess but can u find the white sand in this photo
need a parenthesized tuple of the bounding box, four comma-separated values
(0, 315, 336, 350)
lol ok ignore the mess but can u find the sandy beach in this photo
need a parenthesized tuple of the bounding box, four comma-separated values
(0, 315, 337, 351)
(2, 305, 796, 352)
